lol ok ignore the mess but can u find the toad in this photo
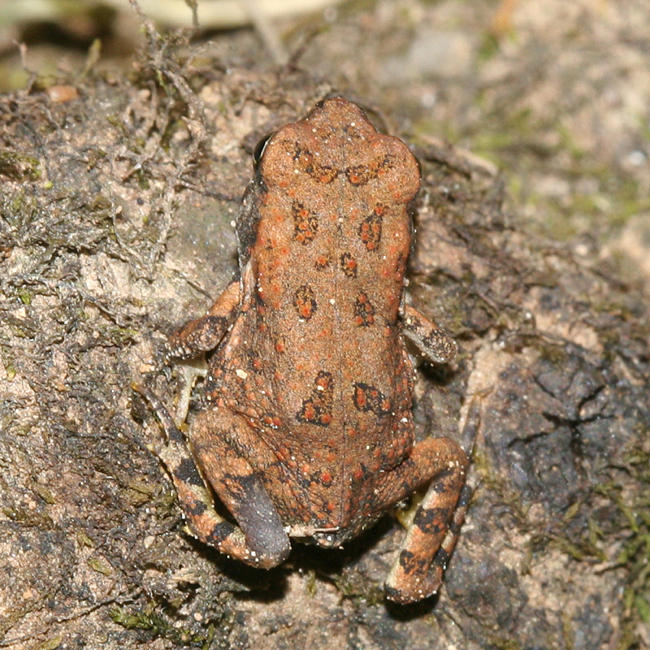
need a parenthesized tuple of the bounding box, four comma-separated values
(139, 97, 470, 603)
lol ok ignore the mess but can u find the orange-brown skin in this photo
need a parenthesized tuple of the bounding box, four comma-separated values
(147, 98, 470, 603)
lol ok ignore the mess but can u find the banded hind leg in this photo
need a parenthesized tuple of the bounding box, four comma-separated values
(135, 385, 290, 568)
(382, 401, 480, 603)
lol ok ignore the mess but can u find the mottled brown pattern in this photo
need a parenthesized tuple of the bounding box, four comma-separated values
(151, 98, 469, 604)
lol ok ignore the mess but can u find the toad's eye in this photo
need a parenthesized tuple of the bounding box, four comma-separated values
(253, 132, 274, 167)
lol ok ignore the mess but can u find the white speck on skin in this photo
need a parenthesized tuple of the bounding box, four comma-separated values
(235, 368, 248, 379)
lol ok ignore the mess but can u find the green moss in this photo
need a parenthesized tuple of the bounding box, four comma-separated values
(473, 447, 531, 525)
(477, 33, 500, 62)
(110, 604, 212, 646)
(485, 635, 522, 650)
(470, 107, 538, 164)
(592, 447, 650, 643)
(32, 483, 56, 505)
(304, 569, 318, 597)
(332, 567, 385, 605)
(87, 556, 113, 576)
(154, 484, 180, 515)
(537, 343, 569, 367)
(2, 506, 53, 528)
(561, 609, 575, 650)
(556, 124, 586, 162)
(36, 636, 63, 650)
(124, 479, 157, 507)
(553, 535, 606, 563)
(634, 594, 649, 622)
(76, 531, 95, 548)
(136, 169, 151, 190)
(0, 150, 41, 181)
(5, 364, 16, 381)
(9, 190, 26, 213)
(17, 289, 32, 305)
(97, 326, 139, 347)
(562, 500, 582, 524)
(110, 606, 174, 637)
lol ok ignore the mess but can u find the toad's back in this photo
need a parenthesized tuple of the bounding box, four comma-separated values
(219, 98, 421, 526)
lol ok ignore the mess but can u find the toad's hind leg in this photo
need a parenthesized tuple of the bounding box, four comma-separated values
(382, 437, 468, 603)
(135, 385, 290, 569)
(381, 404, 480, 603)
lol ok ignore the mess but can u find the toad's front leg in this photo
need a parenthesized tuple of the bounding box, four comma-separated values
(136, 385, 291, 568)
(167, 280, 241, 360)
(401, 303, 457, 364)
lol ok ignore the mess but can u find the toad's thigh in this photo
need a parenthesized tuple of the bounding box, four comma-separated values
(188, 407, 291, 565)
(374, 436, 468, 507)
(189, 408, 302, 523)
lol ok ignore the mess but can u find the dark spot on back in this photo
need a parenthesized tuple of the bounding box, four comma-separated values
(340, 252, 357, 278)
(292, 201, 318, 244)
(353, 383, 391, 415)
(354, 292, 375, 326)
(345, 154, 392, 185)
(297, 371, 334, 427)
(359, 212, 382, 251)
(294, 285, 317, 320)
(284, 141, 337, 183)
